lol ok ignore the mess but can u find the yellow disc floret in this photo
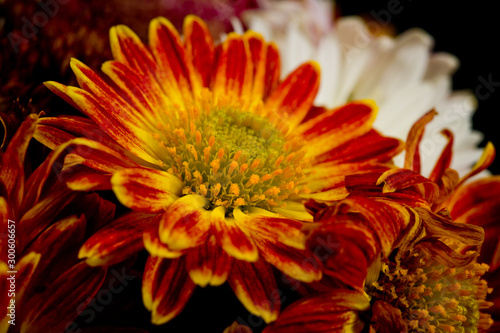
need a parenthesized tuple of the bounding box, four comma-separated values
(151, 90, 309, 212)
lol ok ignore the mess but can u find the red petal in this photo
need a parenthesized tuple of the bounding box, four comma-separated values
(79, 211, 155, 266)
(256, 238, 322, 283)
(228, 259, 279, 323)
(266, 62, 320, 130)
(158, 195, 212, 251)
(149, 17, 193, 103)
(21, 262, 106, 333)
(429, 129, 454, 182)
(314, 129, 403, 165)
(23, 215, 86, 287)
(212, 33, 253, 100)
(298, 101, 377, 159)
(458, 142, 496, 186)
(142, 256, 196, 325)
(263, 43, 280, 99)
(185, 236, 232, 287)
(234, 208, 306, 250)
(111, 167, 183, 213)
(183, 15, 215, 89)
(263, 289, 370, 333)
(0, 114, 38, 212)
(212, 206, 258, 262)
(370, 301, 408, 333)
(404, 110, 437, 173)
(306, 220, 378, 290)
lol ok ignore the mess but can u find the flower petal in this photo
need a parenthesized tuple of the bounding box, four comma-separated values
(298, 101, 378, 159)
(370, 301, 408, 333)
(212, 206, 259, 262)
(142, 256, 196, 325)
(111, 168, 183, 213)
(305, 220, 379, 290)
(158, 195, 211, 251)
(228, 259, 279, 323)
(143, 216, 185, 259)
(263, 289, 370, 333)
(183, 15, 215, 89)
(256, 238, 322, 283)
(185, 235, 232, 287)
(266, 62, 320, 130)
(79, 212, 155, 266)
(0, 114, 38, 212)
(234, 208, 306, 250)
(21, 262, 106, 333)
(212, 33, 253, 101)
(149, 17, 193, 104)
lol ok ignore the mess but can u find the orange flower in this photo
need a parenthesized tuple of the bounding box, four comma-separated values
(0, 115, 113, 332)
(34, 16, 402, 324)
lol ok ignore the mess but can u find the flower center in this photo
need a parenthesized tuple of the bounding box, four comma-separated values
(152, 91, 309, 213)
(369, 252, 493, 332)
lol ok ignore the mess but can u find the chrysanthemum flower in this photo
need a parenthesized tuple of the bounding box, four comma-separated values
(34, 15, 402, 324)
(262, 112, 496, 332)
(0, 115, 113, 333)
(241, 0, 484, 177)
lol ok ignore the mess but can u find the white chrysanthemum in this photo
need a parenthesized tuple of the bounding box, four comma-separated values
(240, 0, 484, 178)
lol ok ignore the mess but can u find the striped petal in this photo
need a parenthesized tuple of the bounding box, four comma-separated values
(21, 262, 106, 333)
(266, 62, 320, 130)
(142, 256, 195, 325)
(111, 168, 183, 213)
(79, 212, 155, 266)
(212, 206, 259, 262)
(158, 195, 212, 251)
(149, 17, 193, 104)
(44, 79, 158, 165)
(212, 33, 253, 101)
(183, 15, 215, 90)
(298, 101, 378, 159)
(263, 290, 370, 333)
(0, 114, 38, 212)
(185, 235, 232, 287)
(255, 238, 322, 283)
(228, 259, 279, 323)
(234, 208, 306, 250)
(23, 215, 86, 288)
(305, 220, 379, 290)
(143, 216, 185, 259)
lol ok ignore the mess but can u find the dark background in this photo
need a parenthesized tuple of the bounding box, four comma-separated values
(336, 0, 500, 174)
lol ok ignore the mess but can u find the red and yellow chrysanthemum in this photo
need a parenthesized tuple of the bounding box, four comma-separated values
(34, 16, 402, 324)
(263, 111, 495, 332)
